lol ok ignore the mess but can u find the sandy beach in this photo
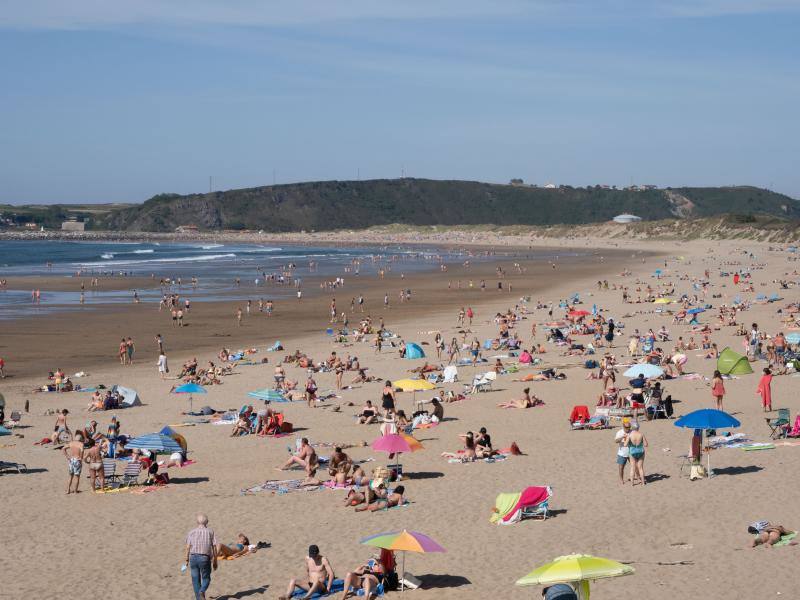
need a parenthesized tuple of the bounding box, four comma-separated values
(2, 235, 799, 600)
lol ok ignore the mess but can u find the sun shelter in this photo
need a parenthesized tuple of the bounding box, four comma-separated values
(113, 385, 142, 408)
(405, 343, 425, 359)
(716, 347, 753, 375)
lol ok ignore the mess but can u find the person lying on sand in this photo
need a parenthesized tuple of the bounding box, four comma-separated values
(355, 485, 405, 512)
(497, 387, 543, 408)
(748, 522, 797, 548)
(216, 533, 270, 558)
(278, 544, 335, 600)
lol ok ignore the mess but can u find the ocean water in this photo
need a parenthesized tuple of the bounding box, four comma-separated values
(0, 240, 469, 318)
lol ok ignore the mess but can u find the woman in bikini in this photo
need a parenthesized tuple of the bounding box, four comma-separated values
(355, 485, 405, 512)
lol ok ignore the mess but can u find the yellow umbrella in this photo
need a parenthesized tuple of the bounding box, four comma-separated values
(393, 379, 436, 392)
(516, 554, 634, 599)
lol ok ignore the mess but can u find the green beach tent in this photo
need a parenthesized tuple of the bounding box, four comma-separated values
(717, 347, 753, 375)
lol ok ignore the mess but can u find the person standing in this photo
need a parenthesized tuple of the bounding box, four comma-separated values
(155, 334, 164, 354)
(757, 367, 773, 412)
(615, 419, 632, 484)
(157, 352, 169, 380)
(63, 431, 84, 494)
(711, 370, 725, 411)
(185, 514, 219, 600)
(236, 307, 243, 326)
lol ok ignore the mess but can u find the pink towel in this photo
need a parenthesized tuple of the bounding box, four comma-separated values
(503, 486, 550, 522)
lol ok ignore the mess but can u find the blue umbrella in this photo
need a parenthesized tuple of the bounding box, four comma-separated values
(248, 388, 287, 402)
(674, 409, 740, 430)
(126, 433, 183, 454)
(686, 307, 705, 315)
(173, 382, 207, 412)
(785, 333, 800, 345)
(623, 364, 664, 379)
(174, 383, 206, 394)
(675, 409, 740, 475)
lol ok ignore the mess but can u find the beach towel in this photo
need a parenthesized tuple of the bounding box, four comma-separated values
(166, 459, 196, 468)
(241, 479, 321, 495)
(491, 486, 550, 524)
(290, 579, 384, 598)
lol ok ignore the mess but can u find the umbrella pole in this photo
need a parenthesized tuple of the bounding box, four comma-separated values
(401, 551, 405, 592)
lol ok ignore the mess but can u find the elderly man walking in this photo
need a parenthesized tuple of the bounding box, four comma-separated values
(184, 514, 219, 600)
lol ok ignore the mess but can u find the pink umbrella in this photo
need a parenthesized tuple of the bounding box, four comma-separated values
(372, 434, 415, 455)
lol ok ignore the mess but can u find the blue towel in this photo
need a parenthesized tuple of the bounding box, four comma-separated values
(290, 579, 345, 598)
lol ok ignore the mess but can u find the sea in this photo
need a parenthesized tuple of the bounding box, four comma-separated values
(0, 239, 480, 319)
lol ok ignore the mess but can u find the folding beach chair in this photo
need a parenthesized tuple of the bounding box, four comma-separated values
(569, 405, 591, 428)
(7, 411, 22, 428)
(442, 365, 458, 383)
(471, 371, 496, 392)
(119, 461, 142, 487)
(766, 408, 791, 439)
(97, 458, 117, 488)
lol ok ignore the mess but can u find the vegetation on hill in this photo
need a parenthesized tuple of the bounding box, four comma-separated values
(3, 179, 797, 232)
(100, 179, 798, 232)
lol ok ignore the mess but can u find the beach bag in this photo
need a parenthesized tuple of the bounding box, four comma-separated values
(383, 572, 399, 592)
(280, 421, 293, 433)
(584, 359, 598, 369)
(373, 465, 390, 480)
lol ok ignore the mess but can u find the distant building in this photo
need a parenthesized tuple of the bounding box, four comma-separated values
(175, 225, 199, 233)
(613, 214, 642, 224)
(543, 183, 557, 189)
(24, 222, 38, 229)
(642, 184, 658, 190)
(61, 219, 85, 231)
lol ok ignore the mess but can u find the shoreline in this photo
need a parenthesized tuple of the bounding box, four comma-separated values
(0, 247, 636, 381)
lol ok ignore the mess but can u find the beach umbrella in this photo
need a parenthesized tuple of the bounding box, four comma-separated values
(360, 530, 445, 591)
(159, 426, 187, 452)
(686, 307, 705, 315)
(248, 388, 286, 402)
(399, 433, 424, 452)
(372, 433, 420, 455)
(393, 378, 436, 407)
(515, 553, 634, 598)
(786, 333, 800, 345)
(675, 409, 741, 475)
(623, 364, 664, 379)
(173, 383, 207, 412)
(126, 433, 183, 454)
(393, 379, 436, 392)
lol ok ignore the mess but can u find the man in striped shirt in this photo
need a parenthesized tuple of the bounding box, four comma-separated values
(185, 514, 219, 600)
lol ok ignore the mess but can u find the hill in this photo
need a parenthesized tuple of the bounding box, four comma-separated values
(85, 179, 800, 232)
(0, 203, 133, 230)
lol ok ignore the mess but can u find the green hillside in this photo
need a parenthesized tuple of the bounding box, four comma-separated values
(57, 179, 800, 232)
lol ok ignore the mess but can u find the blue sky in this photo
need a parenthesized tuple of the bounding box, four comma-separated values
(1, 1, 798, 204)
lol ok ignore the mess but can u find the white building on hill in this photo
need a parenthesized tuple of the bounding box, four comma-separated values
(613, 214, 642, 224)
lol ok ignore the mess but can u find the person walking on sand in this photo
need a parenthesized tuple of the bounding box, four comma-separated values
(757, 367, 773, 412)
(184, 514, 219, 600)
(236, 307, 243, 326)
(126, 337, 135, 364)
(614, 419, 632, 484)
(63, 431, 85, 494)
(711, 370, 725, 411)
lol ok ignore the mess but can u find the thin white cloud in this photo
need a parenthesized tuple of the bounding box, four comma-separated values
(2, 0, 798, 31)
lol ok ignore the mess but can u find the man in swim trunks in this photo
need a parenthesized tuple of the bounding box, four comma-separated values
(64, 431, 85, 494)
(279, 544, 335, 600)
(84, 438, 105, 491)
(277, 438, 318, 479)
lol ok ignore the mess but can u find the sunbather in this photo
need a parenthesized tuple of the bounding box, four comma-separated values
(277, 438, 318, 480)
(278, 544, 335, 600)
(748, 522, 796, 548)
(497, 387, 542, 408)
(339, 554, 388, 600)
(355, 485, 405, 512)
(216, 533, 269, 558)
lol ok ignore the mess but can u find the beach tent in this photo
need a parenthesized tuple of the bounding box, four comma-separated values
(113, 385, 142, 408)
(716, 347, 753, 375)
(405, 343, 425, 359)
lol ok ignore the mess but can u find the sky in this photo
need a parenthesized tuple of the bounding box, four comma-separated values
(1, 1, 798, 204)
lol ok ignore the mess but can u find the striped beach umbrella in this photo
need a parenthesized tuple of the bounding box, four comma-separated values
(361, 530, 445, 591)
(126, 433, 183, 454)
